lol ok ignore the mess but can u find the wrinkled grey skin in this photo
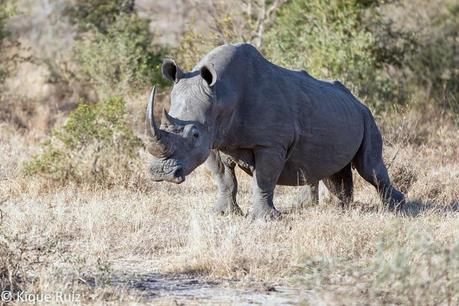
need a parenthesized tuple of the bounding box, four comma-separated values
(147, 43, 405, 219)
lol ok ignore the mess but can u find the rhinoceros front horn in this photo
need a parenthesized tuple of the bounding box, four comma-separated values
(146, 86, 174, 158)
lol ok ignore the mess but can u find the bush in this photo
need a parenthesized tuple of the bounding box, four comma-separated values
(263, 0, 414, 111)
(73, 13, 166, 96)
(404, 1, 459, 111)
(69, 0, 167, 96)
(0, 1, 14, 83)
(0, 0, 12, 42)
(24, 96, 143, 186)
(67, 0, 135, 33)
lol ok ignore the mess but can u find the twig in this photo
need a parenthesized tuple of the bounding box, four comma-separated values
(386, 147, 400, 170)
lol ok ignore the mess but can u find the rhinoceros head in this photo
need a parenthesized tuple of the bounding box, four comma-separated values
(146, 59, 219, 184)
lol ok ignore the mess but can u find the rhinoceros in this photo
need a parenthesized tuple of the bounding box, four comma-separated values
(146, 43, 405, 219)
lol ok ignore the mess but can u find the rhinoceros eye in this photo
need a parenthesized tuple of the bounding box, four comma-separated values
(184, 125, 200, 142)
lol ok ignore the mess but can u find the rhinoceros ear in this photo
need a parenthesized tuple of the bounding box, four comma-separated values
(200, 65, 217, 87)
(162, 59, 183, 83)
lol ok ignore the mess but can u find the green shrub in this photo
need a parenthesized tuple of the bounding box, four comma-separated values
(73, 13, 166, 96)
(24, 96, 143, 185)
(404, 2, 459, 111)
(69, 0, 168, 96)
(0, 0, 11, 42)
(67, 0, 135, 33)
(0, 1, 14, 83)
(263, 0, 413, 111)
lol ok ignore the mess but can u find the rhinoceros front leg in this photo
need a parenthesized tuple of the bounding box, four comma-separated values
(250, 148, 284, 220)
(206, 150, 243, 216)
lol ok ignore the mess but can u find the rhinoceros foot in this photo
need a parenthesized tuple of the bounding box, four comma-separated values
(249, 206, 281, 221)
(212, 197, 244, 216)
(384, 187, 405, 212)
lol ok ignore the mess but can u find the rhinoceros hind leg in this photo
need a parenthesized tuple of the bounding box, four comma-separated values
(322, 163, 353, 208)
(355, 160, 405, 210)
(298, 182, 319, 208)
(206, 150, 243, 216)
(352, 111, 405, 210)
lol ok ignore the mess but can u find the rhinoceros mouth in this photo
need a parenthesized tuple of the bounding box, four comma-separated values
(150, 164, 185, 184)
(170, 166, 185, 184)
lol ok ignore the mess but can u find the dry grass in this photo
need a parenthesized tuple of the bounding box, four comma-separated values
(0, 107, 458, 305)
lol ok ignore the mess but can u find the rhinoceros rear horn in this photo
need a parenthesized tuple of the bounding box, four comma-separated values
(161, 107, 174, 126)
(146, 86, 174, 158)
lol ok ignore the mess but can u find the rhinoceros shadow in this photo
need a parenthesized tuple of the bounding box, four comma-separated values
(343, 199, 459, 217)
(284, 199, 459, 218)
(398, 199, 459, 217)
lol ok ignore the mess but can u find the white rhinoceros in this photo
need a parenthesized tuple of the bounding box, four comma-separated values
(146, 43, 405, 219)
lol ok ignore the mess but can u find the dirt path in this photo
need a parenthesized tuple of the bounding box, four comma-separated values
(109, 259, 310, 305)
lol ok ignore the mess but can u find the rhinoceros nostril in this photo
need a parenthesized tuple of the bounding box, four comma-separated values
(174, 166, 183, 178)
(172, 166, 185, 184)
